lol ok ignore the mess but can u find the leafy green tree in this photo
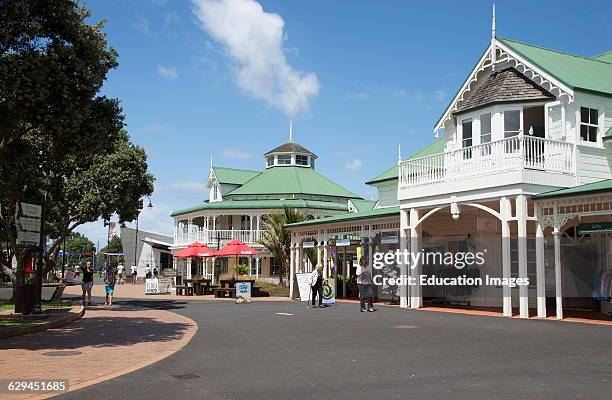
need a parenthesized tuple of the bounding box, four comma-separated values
(0, 1, 154, 292)
(258, 207, 312, 286)
(63, 232, 96, 255)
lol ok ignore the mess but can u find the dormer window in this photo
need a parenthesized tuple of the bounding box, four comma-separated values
(277, 154, 291, 165)
(266, 156, 274, 167)
(296, 154, 309, 166)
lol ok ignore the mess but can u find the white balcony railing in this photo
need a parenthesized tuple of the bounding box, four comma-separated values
(174, 230, 263, 247)
(399, 136, 574, 188)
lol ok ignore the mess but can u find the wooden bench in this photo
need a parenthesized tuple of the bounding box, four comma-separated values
(215, 287, 236, 298)
(176, 285, 194, 296)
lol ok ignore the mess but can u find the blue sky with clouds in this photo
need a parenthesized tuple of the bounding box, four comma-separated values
(77, 0, 612, 245)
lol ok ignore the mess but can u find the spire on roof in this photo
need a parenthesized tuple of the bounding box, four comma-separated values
(289, 120, 293, 142)
(210, 154, 213, 170)
(491, 4, 497, 71)
(398, 144, 402, 162)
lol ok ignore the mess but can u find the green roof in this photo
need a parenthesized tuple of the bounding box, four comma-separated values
(533, 179, 612, 200)
(591, 50, 612, 64)
(350, 199, 376, 212)
(366, 137, 446, 185)
(285, 206, 399, 228)
(498, 37, 612, 97)
(604, 126, 612, 140)
(226, 166, 360, 199)
(171, 199, 349, 217)
(212, 167, 260, 185)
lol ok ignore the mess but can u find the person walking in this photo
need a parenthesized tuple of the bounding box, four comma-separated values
(145, 264, 152, 279)
(105, 266, 118, 305)
(356, 256, 376, 312)
(131, 264, 138, 284)
(117, 263, 125, 284)
(81, 261, 94, 306)
(309, 265, 325, 308)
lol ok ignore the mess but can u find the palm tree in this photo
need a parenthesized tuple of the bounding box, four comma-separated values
(258, 207, 311, 286)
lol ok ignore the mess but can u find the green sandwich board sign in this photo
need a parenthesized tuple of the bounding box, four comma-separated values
(578, 222, 612, 235)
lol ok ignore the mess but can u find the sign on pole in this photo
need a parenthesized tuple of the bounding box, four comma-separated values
(16, 203, 42, 246)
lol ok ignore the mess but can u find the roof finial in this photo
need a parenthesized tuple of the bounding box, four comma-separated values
(397, 144, 402, 162)
(491, 3, 497, 71)
(289, 120, 293, 142)
(210, 154, 213, 170)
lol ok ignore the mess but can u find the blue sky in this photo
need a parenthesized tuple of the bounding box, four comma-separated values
(77, 0, 612, 246)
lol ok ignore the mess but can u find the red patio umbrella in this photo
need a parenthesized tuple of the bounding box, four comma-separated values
(214, 240, 259, 257)
(174, 242, 215, 259)
(214, 240, 259, 276)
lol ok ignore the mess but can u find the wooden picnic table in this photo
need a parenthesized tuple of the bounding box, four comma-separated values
(185, 278, 217, 295)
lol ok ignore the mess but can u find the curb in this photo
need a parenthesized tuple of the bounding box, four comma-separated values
(0, 306, 85, 340)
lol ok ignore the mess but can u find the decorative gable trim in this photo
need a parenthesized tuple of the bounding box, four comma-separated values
(435, 39, 575, 134)
(207, 168, 217, 189)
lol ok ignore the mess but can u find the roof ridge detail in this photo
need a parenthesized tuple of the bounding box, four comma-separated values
(498, 36, 612, 66)
(213, 166, 260, 173)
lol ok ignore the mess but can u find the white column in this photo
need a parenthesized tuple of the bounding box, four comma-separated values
(553, 206, 563, 319)
(323, 244, 329, 279)
(535, 207, 546, 318)
(516, 195, 529, 318)
(410, 208, 422, 309)
(255, 257, 260, 279)
(187, 218, 193, 243)
(289, 243, 295, 298)
(298, 241, 304, 273)
(316, 244, 322, 267)
(399, 209, 409, 308)
(500, 197, 513, 317)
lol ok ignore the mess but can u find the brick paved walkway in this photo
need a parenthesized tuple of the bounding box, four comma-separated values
(0, 304, 197, 400)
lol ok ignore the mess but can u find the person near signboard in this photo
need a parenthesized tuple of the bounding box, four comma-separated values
(81, 262, 94, 306)
(105, 266, 118, 305)
(356, 256, 376, 312)
(309, 265, 326, 308)
(131, 264, 138, 284)
(117, 263, 125, 284)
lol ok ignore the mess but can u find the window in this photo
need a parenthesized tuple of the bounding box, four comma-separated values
(504, 110, 521, 137)
(480, 113, 492, 156)
(212, 185, 220, 200)
(580, 107, 599, 143)
(269, 257, 281, 276)
(277, 154, 291, 165)
(266, 156, 274, 167)
(296, 154, 309, 166)
(461, 119, 473, 159)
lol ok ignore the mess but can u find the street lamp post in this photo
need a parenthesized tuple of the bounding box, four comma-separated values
(32, 193, 47, 315)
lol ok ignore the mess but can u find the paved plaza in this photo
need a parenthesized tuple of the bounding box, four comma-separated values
(40, 299, 612, 400)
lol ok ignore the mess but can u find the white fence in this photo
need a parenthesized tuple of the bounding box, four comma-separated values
(174, 230, 262, 246)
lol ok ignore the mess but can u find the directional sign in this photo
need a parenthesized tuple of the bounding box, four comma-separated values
(17, 230, 40, 246)
(21, 203, 42, 218)
(18, 216, 41, 232)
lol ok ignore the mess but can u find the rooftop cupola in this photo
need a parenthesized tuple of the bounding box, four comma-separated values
(264, 122, 317, 169)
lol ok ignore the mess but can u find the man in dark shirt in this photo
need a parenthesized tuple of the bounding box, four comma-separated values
(81, 261, 94, 306)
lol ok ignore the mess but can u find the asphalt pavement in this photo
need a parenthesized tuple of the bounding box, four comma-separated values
(56, 300, 612, 400)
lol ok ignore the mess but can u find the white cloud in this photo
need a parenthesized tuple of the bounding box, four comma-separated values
(344, 92, 370, 101)
(134, 15, 151, 35)
(164, 181, 205, 194)
(192, 0, 319, 117)
(434, 90, 446, 102)
(220, 148, 254, 159)
(157, 65, 178, 80)
(344, 158, 363, 171)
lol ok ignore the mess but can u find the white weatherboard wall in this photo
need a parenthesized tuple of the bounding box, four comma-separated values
(573, 92, 612, 184)
(373, 180, 399, 208)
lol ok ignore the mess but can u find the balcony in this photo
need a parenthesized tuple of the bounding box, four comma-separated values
(174, 229, 263, 247)
(398, 136, 575, 201)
